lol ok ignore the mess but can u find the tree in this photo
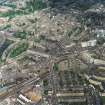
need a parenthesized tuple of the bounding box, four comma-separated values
(53, 63, 59, 71)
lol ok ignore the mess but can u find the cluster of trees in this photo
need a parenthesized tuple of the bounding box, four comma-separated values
(0, 40, 12, 57)
(84, 12, 105, 27)
(46, 0, 100, 11)
(25, 0, 47, 12)
(97, 37, 105, 45)
(0, 0, 47, 19)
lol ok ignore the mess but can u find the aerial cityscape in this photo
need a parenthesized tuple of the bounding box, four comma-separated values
(0, 0, 105, 105)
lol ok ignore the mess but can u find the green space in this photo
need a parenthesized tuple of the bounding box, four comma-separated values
(101, 96, 105, 105)
(67, 27, 82, 37)
(0, 24, 11, 30)
(25, 0, 47, 12)
(9, 42, 28, 58)
(0, 0, 47, 19)
(67, 28, 76, 37)
(44, 90, 48, 95)
(66, 29, 73, 37)
(0, 39, 13, 63)
(43, 79, 49, 95)
(43, 79, 48, 87)
(91, 53, 100, 59)
(34, 37, 41, 43)
(0, 39, 13, 57)
(0, 10, 26, 19)
(53, 63, 59, 72)
(71, 27, 82, 37)
(14, 31, 28, 39)
(97, 37, 105, 45)
(78, 4, 92, 11)
(3, 4, 16, 9)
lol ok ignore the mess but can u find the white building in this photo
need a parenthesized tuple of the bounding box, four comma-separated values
(81, 40, 97, 47)
(94, 29, 105, 38)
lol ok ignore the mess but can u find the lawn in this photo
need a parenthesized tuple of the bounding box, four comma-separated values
(9, 42, 28, 58)
(101, 96, 105, 105)
(0, 10, 25, 19)
(13, 31, 27, 39)
(3, 3, 16, 9)
(53, 63, 59, 72)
